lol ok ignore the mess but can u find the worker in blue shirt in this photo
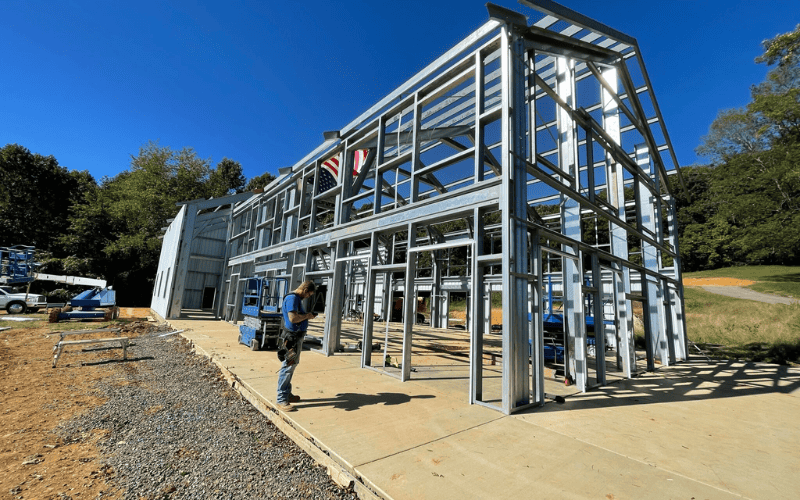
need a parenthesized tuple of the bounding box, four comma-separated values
(276, 280, 317, 412)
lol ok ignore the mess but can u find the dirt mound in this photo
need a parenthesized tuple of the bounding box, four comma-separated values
(683, 277, 756, 286)
(113, 320, 173, 337)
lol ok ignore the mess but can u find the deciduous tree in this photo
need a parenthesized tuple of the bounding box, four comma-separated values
(208, 158, 246, 196)
(245, 171, 276, 192)
(0, 144, 95, 251)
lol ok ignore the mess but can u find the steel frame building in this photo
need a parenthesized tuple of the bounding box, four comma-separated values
(158, 1, 687, 414)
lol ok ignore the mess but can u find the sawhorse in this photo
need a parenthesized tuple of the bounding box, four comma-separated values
(52, 328, 129, 367)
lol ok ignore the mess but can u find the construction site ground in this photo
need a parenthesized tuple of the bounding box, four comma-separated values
(0, 308, 153, 499)
(166, 311, 800, 500)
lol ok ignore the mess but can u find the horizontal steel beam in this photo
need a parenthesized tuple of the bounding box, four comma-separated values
(520, 0, 637, 46)
(227, 181, 502, 266)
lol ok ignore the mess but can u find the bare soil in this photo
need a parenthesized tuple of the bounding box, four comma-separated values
(0, 309, 153, 500)
(683, 277, 756, 286)
(448, 309, 503, 324)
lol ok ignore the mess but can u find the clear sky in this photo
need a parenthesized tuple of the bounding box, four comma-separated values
(2, 0, 798, 183)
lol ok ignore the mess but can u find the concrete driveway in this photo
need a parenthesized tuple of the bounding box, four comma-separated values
(700, 285, 798, 305)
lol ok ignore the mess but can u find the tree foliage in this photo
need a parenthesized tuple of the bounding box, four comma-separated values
(209, 158, 246, 196)
(0, 144, 95, 252)
(757, 24, 800, 67)
(245, 171, 276, 191)
(695, 108, 771, 163)
(0, 140, 271, 305)
(680, 24, 800, 270)
(57, 142, 214, 301)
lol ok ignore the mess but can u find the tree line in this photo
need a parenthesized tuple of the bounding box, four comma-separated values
(0, 141, 274, 305)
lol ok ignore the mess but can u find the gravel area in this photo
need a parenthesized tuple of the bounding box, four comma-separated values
(57, 331, 358, 500)
(699, 285, 798, 305)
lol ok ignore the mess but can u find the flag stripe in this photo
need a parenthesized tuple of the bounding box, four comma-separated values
(316, 149, 370, 195)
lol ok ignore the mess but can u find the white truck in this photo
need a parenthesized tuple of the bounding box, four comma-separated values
(0, 286, 47, 314)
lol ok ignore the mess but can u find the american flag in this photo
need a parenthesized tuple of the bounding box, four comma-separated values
(316, 149, 370, 195)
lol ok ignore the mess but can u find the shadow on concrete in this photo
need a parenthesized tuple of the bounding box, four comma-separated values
(297, 392, 436, 412)
(529, 356, 800, 413)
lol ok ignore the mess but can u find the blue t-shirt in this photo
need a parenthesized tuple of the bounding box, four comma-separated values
(282, 293, 307, 332)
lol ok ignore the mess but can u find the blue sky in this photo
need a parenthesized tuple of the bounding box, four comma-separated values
(2, 0, 798, 183)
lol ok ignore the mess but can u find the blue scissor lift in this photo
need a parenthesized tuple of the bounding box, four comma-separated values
(238, 277, 290, 351)
(531, 275, 615, 364)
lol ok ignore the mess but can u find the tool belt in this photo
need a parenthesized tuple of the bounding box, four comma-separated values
(277, 329, 305, 365)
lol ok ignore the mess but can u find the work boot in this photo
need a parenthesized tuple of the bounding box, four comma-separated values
(288, 394, 301, 403)
(276, 401, 296, 412)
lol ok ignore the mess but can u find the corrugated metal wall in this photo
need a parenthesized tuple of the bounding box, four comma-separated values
(181, 219, 228, 309)
(150, 205, 186, 317)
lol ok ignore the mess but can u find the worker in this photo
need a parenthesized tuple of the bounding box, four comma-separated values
(276, 280, 317, 412)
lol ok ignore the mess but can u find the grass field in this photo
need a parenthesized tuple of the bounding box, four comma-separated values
(684, 265, 800, 298)
(683, 266, 800, 364)
(445, 266, 800, 365)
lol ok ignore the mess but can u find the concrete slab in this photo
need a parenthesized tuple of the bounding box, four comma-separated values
(285, 369, 502, 470)
(357, 417, 741, 500)
(518, 392, 800, 499)
(167, 317, 800, 500)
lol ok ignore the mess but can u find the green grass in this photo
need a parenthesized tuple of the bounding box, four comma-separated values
(683, 265, 800, 281)
(683, 286, 800, 364)
(0, 311, 46, 329)
(684, 265, 800, 298)
(449, 293, 503, 313)
(449, 298, 467, 312)
(748, 281, 800, 299)
(683, 266, 799, 361)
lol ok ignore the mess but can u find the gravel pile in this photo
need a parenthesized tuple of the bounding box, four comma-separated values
(57, 330, 358, 500)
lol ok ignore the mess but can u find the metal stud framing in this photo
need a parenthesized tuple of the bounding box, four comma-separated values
(208, 1, 687, 414)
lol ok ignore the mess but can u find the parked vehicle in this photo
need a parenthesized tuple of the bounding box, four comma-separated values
(0, 286, 47, 314)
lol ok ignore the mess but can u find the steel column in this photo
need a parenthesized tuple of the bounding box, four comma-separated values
(635, 145, 669, 368)
(361, 232, 380, 368)
(499, 25, 531, 412)
(401, 222, 417, 381)
(556, 55, 587, 391)
(667, 197, 688, 360)
(470, 208, 485, 403)
(323, 240, 347, 356)
(602, 66, 634, 378)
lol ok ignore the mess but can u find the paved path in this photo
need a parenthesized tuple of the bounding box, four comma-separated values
(700, 285, 798, 305)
